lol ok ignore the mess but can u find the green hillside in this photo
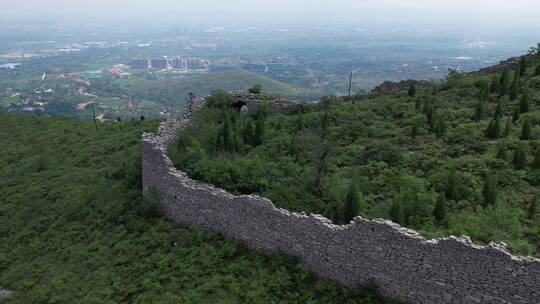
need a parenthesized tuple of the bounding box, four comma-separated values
(0, 113, 396, 303)
(169, 50, 540, 256)
(125, 70, 318, 108)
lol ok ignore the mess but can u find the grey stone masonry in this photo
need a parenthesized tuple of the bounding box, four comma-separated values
(142, 101, 540, 304)
(0, 288, 13, 301)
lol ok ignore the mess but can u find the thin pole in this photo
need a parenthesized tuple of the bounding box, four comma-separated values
(91, 101, 98, 131)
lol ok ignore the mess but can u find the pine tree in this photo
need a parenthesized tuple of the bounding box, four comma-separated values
(496, 145, 508, 160)
(473, 100, 486, 121)
(242, 120, 255, 146)
(519, 88, 531, 114)
(296, 113, 304, 132)
(493, 100, 503, 119)
(254, 115, 265, 146)
(503, 117, 512, 137)
(411, 122, 419, 138)
(509, 71, 520, 101)
(513, 146, 527, 170)
(422, 98, 432, 114)
(321, 110, 330, 140)
(446, 168, 457, 200)
(434, 117, 446, 138)
(408, 83, 417, 97)
(519, 57, 527, 77)
(512, 106, 521, 123)
(499, 67, 511, 96)
(415, 98, 422, 110)
(427, 108, 436, 131)
(433, 192, 447, 225)
(478, 81, 489, 102)
(344, 182, 362, 223)
(485, 117, 501, 139)
(482, 173, 497, 207)
(520, 118, 532, 140)
(536, 64, 540, 76)
(528, 198, 538, 220)
(218, 112, 235, 152)
(490, 75, 501, 94)
(390, 200, 404, 225)
(532, 146, 540, 169)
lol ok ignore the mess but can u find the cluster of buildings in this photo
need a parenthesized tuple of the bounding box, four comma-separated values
(130, 57, 210, 70)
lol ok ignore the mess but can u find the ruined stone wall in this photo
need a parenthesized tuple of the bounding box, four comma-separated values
(142, 107, 540, 304)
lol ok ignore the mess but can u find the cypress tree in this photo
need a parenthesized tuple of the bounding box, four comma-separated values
(320, 110, 330, 140)
(415, 98, 422, 110)
(520, 118, 532, 140)
(490, 75, 501, 94)
(519, 88, 531, 114)
(503, 117, 512, 137)
(390, 200, 405, 225)
(512, 106, 521, 123)
(446, 168, 457, 200)
(532, 146, 540, 169)
(536, 64, 540, 76)
(254, 115, 265, 146)
(478, 81, 489, 102)
(496, 145, 508, 160)
(219, 112, 235, 152)
(509, 71, 520, 101)
(473, 100, 486, 121)
(485, 117, 501, 139)
(482, 173, 497, 207)
(519, 57, 527, 76)
(434, 117, 445, 138)
(499, 67, 511, 96)
(528, 198, 538, 220)
(422, 98, 433, 114)
(513, 146, 527, 170)
(344, 182, 362, 223)
(493, 100, 503, 119)
(242, 120, 255, 146)
(427, 107, 435, 131)
(433, 192, 447, 225)
(411, 122, 419, 138)
(296, 113, 304, 132)
(408, 83, 417, 97)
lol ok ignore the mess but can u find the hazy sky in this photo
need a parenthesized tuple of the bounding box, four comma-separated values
(3, 0, 540, 26)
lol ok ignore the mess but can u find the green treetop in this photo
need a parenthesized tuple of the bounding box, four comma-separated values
(408, 83, 417, 97)
(482, 173, 498, 207)
(249, 84, 263, 94)
(513, 145, 527, 170)
(390, 200, 404, 225)
(509, 71, 520, 101)
(519, 57, 527, 76)
(343, 181, 362, 223)
(532, 146, 540, 169)
(520, 118, 532, 140)
(433, 192, 447, 226)
(519, 88, 531, 114)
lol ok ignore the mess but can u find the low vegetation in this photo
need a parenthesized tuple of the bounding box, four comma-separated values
(169, 50, 540, 256)
(0, 113, 397, 303)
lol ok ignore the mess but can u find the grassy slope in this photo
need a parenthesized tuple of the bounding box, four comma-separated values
(0, 113, 397, 304)
(169, 53, 540, 256)
(127, 70, 318, 103)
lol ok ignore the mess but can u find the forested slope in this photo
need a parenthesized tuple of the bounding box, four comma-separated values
(169, 49, 540, 257)
(0, 113, 396, 303)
